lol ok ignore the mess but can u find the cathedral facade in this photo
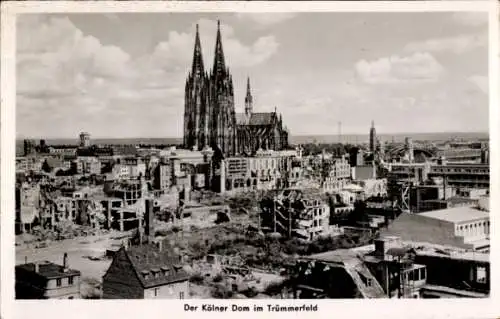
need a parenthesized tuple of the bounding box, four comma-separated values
(183, 21, 289, 157)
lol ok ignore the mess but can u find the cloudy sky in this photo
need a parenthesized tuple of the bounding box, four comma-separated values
(16, 12, 489, 139)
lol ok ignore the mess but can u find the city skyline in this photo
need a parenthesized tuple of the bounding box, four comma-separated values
(17, 12, 489, 139)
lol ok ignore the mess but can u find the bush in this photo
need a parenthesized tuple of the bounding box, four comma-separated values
(172, 226, 181, 233)
(212, 274, 223, 283)
(241, 287, 259, 298)
(264, 280, 289, 297)
(189, 273, 205, 284)
(211, 283, 233, 299)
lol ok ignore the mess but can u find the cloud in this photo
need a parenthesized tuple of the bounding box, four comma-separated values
(404, 34, 487, 54)
(451, 12, 488, 26)
(16, 16, 280, 138)
(468, 75, 488, 94)
(152, 19, 279, 69)
(355, 52, 444, 84)
(235, 13, 297, 26)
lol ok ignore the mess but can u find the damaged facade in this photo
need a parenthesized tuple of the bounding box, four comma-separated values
(259, 188, 331, 240)
(290, 235, 489, 299)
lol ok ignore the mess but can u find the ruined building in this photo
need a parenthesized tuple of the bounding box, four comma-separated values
(259, 188, 331, 240)
(184, 21, 288, 157)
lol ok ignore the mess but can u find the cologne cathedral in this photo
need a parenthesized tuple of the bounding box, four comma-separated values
(183, 21, 289, 157)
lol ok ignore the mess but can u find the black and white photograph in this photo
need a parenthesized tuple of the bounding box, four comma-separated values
(8, 4, 494, 306)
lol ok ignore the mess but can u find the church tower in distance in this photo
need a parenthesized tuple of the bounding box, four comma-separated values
(369, 120, 376, 153)
(245, 77, 253, 115)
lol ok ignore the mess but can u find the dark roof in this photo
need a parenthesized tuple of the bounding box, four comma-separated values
(45, 157, 63, 168)
(249, 112, 275, 126)
(16, 262, 81, 279)
(235, 113, 249, 125)
(281, 188, 325, 201)
(124, 243, 189, 288)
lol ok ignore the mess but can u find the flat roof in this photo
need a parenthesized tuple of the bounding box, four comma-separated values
(422, 285, 488, 298)
(418, 206, 489, 224)
(16, 262, 81, 279)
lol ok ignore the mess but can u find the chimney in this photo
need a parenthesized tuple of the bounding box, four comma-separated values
(34, 262, 39, 273)
(63, 253, 68, 271)
(25, 256, 28, 264)
(145, 199, 154, 241)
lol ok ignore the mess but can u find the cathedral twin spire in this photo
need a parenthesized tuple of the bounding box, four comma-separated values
(213, 20, 226, 77)
(191, 24, 205, 76)
(191, 20, 226, 77)
(185, 20, 238, 156)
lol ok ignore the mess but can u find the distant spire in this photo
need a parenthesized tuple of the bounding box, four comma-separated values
(246, 77, 251, 94)
(371, 120, 375, 129)
(245, 76, 253, 115)
(213, 20, 226, 76)
(191, 23, 204, 75)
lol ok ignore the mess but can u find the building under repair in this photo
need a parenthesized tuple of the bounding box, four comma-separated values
(259, 188, 331, 240)
(290, 236, 489, 299)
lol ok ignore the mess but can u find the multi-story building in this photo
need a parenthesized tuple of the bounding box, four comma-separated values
(48, 146, 78, 157)
(71, 157, 101, 175)
(79, 132, 91, 148)
(102, 242, 190, 299)
(221, 149, 297, 193)
(321, 155, 351, 193)
(16, 254, 81, 299)
(113, 157, 146, 180)
(292, 235, 489, 299)
(15, 183, 41, 234)
(260, 188, 331, 240)
(428, 163, 489, 190)
(23, 139, 37, 156)
(381, 206, 490, 251)
(153, 162, 172, 191)
(16, 156, 43, 172)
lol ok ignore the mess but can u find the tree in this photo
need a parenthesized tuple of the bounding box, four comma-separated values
(41, 160, 52, 173)
(348, 200, 368, 225)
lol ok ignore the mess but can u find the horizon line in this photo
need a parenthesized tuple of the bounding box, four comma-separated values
(16, 131, 490, 141)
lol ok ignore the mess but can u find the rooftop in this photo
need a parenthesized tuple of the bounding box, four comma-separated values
(16, 261, 81, 279)
(418, 206, 489, 224)
(123, 243, 190, 288)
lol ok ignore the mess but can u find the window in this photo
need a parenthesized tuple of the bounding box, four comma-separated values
(68, 276, 74, 285)
(420, 268, 426, 280)
(179, 292, 185, 299)
(154, 288, 159, 297)
(56, 278, 62, 287)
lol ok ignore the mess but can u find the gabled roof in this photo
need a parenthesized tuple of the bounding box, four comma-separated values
(123, 243, 189, 288)
(235, 113, 249, 125)
(249, 112, 275, 126)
